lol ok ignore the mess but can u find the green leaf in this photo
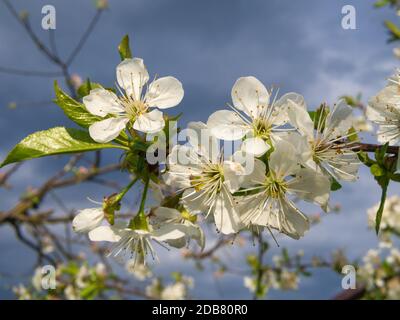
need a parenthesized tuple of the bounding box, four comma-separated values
(358, 151, 375, 167)
(1, 127, 126, 168)
(330, 178, 342, 191)
(375, 142, 389, 164)
(374, 0, 390, 8)
(309, 104, 329, 131)
(384, 20, 400, 42)
(347, 127, 359, 142)
(54, 81, 128, 142)
(118, 34, 132, 60)
(54, 81, 102, 129)
(370, 164, 385, 177)
(390, 173, 400, 182)
(76, 79, 103, 99)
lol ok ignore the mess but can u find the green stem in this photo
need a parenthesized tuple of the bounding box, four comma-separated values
(138, 175, 150, 215)
(115, 176, 139, 202)
(129, 176, 150, 231)
(254, 232, 265, 300)
(375, 182, 389, 234)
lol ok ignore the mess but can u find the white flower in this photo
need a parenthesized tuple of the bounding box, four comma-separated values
(126, 261, 152, 281)
(32, 268, 42, 291)
(13, 285, 32, 300)
(238, 140, 331, 239)
(161, 282, 186, 300)
(367, 70, 400, 146)
(83, 58, 184, 142)
(164, 122, 245, 234)
(65, 285, 80, 300)
(207, 76, 304, 156)
(88, 219, 196, 263)
(352, 115, 373, 132)
(72, 207, 104, 233)
(287, 100, 360, 182)
(243, 276, 256, 293)
(76, 265, 89, 289)
(95, 263, 107, 277)
(368, 195, 400, 234)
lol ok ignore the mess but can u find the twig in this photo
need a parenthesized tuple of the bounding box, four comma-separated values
(66, 9, 103, 66)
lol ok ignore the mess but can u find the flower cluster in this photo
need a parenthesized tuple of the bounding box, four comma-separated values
(71, 57, 363, 264)
(165, 76, 360, 239)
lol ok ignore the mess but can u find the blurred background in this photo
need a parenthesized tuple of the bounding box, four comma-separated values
(0, 0, 399, 299)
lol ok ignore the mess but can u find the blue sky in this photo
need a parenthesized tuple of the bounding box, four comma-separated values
(0, 0, 399, 299)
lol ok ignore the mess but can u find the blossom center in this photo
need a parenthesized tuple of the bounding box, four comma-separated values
(253, 117, 272, 139)
(121, 97, 148, 120)
(264, 174, 287, 199)
(190, 163, 224, 192)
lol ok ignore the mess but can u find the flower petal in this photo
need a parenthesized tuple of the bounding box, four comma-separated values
(272, 200, 310, 240)
(72, 208, 104, 233)
(231, 76, 270, 118)
(116, 58, 149, 99)
(83, 88, 123, 117)
(152, 223, 187, 241)
(240, 157, 266, 188)
(146, 76, 184, 109)
(186, 121, 220, 163)
(324, 100, 353, 140)
(133, 109, 165, 133)
(181, 189, 209, 214)
(222, 160, 246, 192)
(213, 190, 242, 235)
(269, 140, 300, 177)
(286, 99, 314, 139)
(241, 137, 270, 157)
(288, 168, 330, 208)
(153, 207, 181, 222)
(207, 110, 249, 140)
(89, 117, 129, 143)
(88, 226, 121, 242)
(273, 92, 306, 125)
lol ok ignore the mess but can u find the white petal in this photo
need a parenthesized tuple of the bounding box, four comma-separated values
(89, 117, 129, 143)
(222, 160, 246, 192)
(181, 189, 209, 214)
(116, 58, 149, 99)
(146, 76, 184, 109)
(273, 92, 306, 125)
(288, 168, 330, 208)
(269, 140, 300, 177)
(152, 223, 187, 241)
(83, 88, 123, 117)
(279, 131, 312, 165)
(213, 190, 243, 234)
(153, 207, 181, 222)
(240, 157, 266, 188)
(272, 200, 310, 239)
(241, 137, 270, 157)
(166, 144, 203, 172)
(366, 105, 385, 123)
(186, 121, 220, 163)
(324, 100, 353, 140)
(207, 110, 249, 140)
(72, 208, 104, 233)
(231, 76, 270, 118)
(133, 109, 165, 133)
(286, 99, 314, 138)
(88, 225, 121, 242)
